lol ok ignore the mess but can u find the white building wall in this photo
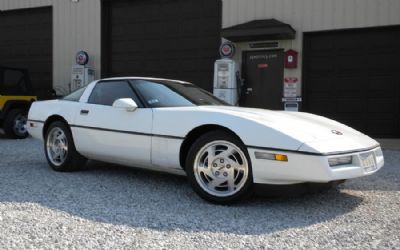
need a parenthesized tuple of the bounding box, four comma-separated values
(1, 0, 400, 94)
(222, 0, 400, 96)
(0, 0, 101, 94)
(222, 0, 400, 31)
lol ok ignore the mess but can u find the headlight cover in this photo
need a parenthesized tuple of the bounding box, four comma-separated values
(328, 156, 353, 167)
(375, 148, 383, 158)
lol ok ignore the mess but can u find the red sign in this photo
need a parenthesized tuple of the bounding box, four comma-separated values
(284, 77, 299, 83)
(257, 63, 268, 69)
(284, 49, 298, 69)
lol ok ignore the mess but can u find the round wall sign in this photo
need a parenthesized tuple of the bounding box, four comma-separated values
(220, 42, 236, 58)
(76, 51, 89, 65)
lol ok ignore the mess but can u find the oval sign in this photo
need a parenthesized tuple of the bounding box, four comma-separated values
(220, 42, 235, 58)
(76, 51, 89, 65)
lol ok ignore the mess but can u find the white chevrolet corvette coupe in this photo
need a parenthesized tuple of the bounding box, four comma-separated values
(28, 77, 384, 203)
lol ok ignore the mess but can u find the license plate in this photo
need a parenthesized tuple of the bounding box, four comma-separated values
(360, 152, 377, 172)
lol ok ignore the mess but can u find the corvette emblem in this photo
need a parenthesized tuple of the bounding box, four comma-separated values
(331, 130, 343, 135)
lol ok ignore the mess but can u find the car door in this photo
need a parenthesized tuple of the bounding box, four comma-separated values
(72, 80, 153, 168)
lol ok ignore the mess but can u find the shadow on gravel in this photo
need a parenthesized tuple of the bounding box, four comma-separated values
(0, 156, 364, 236)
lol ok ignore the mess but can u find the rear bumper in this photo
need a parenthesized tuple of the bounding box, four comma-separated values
(248, 146, 384, 185)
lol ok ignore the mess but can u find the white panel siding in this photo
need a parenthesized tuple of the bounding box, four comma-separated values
(222, 0, 400, 96)
(1, 0, 400, 94)
(222, 0, 400, 30)
(51, 0, 101, 94)
(254, 0, 265, 19)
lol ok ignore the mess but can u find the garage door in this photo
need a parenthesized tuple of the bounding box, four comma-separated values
(0, 7, 52, 98)
(303, 26, 400, 138)
(102, 0, 221, 92)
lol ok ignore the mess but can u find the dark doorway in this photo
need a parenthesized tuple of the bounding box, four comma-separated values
(0, 7, 52, 98)
(303, 26, 400, 138)
(102, 0, 222, 92)
(240, 50, 284, 109)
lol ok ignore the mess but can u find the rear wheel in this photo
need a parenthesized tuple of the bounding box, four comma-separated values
(186, 131, 253, 204)
(44, 121, 87, 171)
(3, 109, 29, 139)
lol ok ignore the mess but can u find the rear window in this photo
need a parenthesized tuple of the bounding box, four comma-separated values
(63, 87, 87, 102)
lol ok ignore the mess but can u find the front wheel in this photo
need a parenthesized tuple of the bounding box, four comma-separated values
(186, 131, 253, 204)
(44, 121, 87, 171)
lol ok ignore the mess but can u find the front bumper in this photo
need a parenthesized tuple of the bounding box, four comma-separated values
(248, 146, 384, 185)
(27, 120, 45, 140)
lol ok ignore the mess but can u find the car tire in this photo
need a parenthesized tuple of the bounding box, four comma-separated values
(44, 121, 87, 171)
(3, 109, 29, 139)
(186, 130, 253, 204)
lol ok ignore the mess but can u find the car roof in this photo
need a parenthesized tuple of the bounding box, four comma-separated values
(100, 77, 193, 85)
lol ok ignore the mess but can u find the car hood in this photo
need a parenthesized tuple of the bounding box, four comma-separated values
(199, 106, 379, 154)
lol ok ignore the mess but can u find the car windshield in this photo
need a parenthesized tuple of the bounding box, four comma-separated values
(132, 79, 229, 108)
(62, 86, 87, 102)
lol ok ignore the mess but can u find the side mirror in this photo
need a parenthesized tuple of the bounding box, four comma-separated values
(112, 98, 138, 112)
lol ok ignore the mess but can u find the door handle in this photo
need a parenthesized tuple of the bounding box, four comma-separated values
(246, 88, 253, 95)
(80, 110, 89, 115)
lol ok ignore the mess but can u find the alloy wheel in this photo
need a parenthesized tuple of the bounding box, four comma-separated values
(193, 140, 249, 197)
(46, 127, 69, 166)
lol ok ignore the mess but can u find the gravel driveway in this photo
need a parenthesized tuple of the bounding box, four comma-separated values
(0, 137, 399, 249)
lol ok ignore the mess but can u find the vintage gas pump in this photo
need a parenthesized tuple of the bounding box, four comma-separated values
(70, 51, 95, 92)
(213, 59, 239, 105)
(283, 49, 301, 111)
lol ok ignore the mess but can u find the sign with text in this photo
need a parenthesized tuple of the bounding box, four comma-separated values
(283, 77, 299, 97)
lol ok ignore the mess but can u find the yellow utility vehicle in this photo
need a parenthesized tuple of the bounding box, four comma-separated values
(0, 66, 36, 139)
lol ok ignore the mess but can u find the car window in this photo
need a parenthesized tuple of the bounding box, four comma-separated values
(132, 80, 194, 108)
(0, 68, 28, 95)
(88, 81, 141, 106)
(63, 86, 87, 102)
(131, 80, 228, 108)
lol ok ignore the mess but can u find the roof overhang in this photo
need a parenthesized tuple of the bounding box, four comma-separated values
(222, 19, 296, 42)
